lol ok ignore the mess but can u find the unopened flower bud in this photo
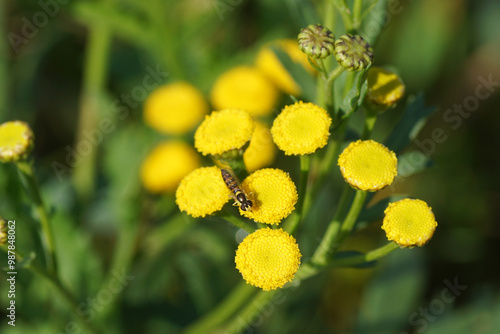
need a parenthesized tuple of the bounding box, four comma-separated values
(365, 67, 405, 113)
(298, 24, 335, 59)
(334, 34, 374, 71)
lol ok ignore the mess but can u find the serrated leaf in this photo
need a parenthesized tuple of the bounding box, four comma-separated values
(271, 46, 316, 102)
(384, 94, 436, 154)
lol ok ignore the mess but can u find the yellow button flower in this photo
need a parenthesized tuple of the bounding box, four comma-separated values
(255, 39, 312, 96)
(144, 82, 208, 135)
(140, 141, 201, 193)
(235, 228, 301, 291)
(210, 66, 279, 117)
(338, 140, 397, 191)
(365, 67, 405, 111)
(176, 166, 231, 218)
(382, 199, 437, 247)
(0, 121, 34, 163)
(194, 109, 255, 156)
(243, 121, 276, 173)
(240, 168, 297, 225)
(271, 101, 331, 156)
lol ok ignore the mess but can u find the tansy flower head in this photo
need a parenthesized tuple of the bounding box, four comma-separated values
(0, 121, 34, 163)
(194, 109, 255, 156)
(210, 66, 279, 117)
(338, 140, 397, 191)
(334, 34, 374, 71)
(382, 199, 437, 247)
(235, 228, 301, 291)
(176, 166, 230, 217)
(255, 39, 312, 96)
(243, 121, 276, 173)
(365, 67, 405, 112)
(240, 168, 297, 225)
(0, 218, 6, 245)
(140, 141, 201, 193)
(144, 82, 208, 135)
(271, 101, 331, 156)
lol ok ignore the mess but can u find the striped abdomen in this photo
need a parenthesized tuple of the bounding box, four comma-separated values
(220, 168, 253, 212)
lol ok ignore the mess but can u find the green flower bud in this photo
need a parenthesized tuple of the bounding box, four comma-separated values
(334, 34, 374, 71)
(0, 121, 34, 163)
(298, 24, 335, 59)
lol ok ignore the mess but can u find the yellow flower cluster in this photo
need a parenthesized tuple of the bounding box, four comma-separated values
(271, 101, 331, 155)
(210, 66, 279, 117)
(194, 109, 255, 156)
(235, 228, 301, 291)
(382, 199, 437, 247)
(338, 140, 397, 191)
(176, 166, 230, 218)
(240, 168, 297, 225)
(140, 141, 200, 193)
(143, 82, 208, 135)
(0, 121, 34, 163)
(0, 218, 6, 245)
(243, 121, 276, 173)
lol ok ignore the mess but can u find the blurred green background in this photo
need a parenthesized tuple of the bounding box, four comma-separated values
(1, 0, 500, 333)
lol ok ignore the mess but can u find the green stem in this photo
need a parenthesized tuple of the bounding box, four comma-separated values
(15, 161, 57, 275)
(362, 108, 377, 139)
(311, 184, 352, 265)
(0, 0, 7, 119)
(333, 0, 353, 31)
(1, 246, 99, 333)
(73, 21, 112, 199)
(184, 282, 256, 334)
(332, 189, 367, 251)
(285, 155, 311, 235)
(331, 242, 399, 267)
(143, 213, 191, 257)
(221, 290, 278, 334)
(294, 241, 399, 282)
(352, 0, 364, 31)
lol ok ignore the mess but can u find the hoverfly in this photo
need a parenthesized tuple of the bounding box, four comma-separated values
(220, 167, 253, 212)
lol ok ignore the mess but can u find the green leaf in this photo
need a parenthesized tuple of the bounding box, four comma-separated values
(338, 67, 370, 119)
(360, 0, 390, 45)
(357, 194, 406, 226)
(354, 248, 427, 334)
(283, 0, 320, 29)
(384, 94, 436, 154)
(271, 46, 316, 102)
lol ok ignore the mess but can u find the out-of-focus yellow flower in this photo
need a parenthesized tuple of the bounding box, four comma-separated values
(0, 121, 34, 163)
(176, 166, 230, 218)
(365, 67, 405, 111)
(382, 199, 437, 247)
(0, 218, 6, 245)
(140, 141, 201, 193)
(271, 101, 331, 156)
(144, 82, 208, 135)
(240, 168, 297, 225)
(235, 228, 301, 291)
(210, 66, 279, 117)
(243, 121, 276, 173)
(255, 39, 312, 96)
(338, 140, 397, 191)
(194, 109, 254, 156)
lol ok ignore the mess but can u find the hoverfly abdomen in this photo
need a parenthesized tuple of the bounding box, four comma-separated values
(221, 168, 253, 212)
